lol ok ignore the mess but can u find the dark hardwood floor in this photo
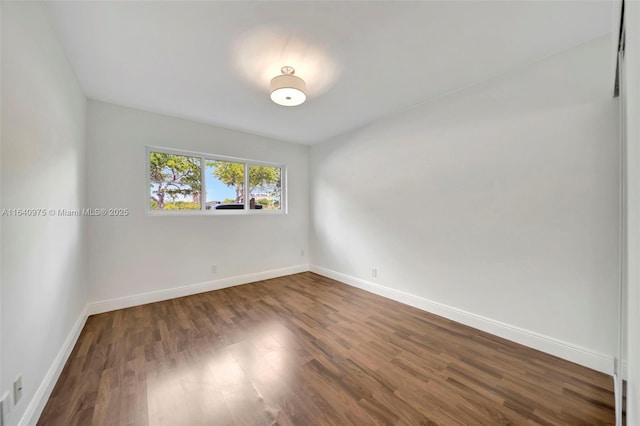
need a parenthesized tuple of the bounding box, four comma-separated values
(39, 272, 615, 425)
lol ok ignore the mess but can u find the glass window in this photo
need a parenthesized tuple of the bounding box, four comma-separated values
(205, 160, 246, 210)
(147, 148, 286, 215)
(149, 152, 202, 210)
(249, 165, 282, 211)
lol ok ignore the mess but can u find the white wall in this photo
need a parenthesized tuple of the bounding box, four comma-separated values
(310, 36, 620, 371)
(624, 0, 640, 423)
(86, 101, 309, 306)
(1, 2, 88, 425)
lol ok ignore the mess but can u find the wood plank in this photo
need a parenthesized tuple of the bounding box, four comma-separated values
(38, 272, 615, 425)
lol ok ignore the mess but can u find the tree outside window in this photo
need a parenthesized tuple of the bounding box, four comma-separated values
(149, 153, 201, 210)
(149, 150, 284, 213)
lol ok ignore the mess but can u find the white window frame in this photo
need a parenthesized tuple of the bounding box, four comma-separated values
(146, 146, 287, 216)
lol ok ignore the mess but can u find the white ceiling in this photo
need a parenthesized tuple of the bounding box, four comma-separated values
(46, 1, 614, 145)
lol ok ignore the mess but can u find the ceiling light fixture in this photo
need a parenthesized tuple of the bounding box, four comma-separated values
(270, 66, 306, 106)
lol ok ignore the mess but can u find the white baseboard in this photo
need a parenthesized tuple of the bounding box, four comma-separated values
(309, 265, 615, 375)
(88, 264, 309, 315)
(19, 305, 89, 426)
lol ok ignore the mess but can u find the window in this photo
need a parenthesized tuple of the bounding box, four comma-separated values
(205, 160, 246, 209)
(149, 152, 202, 211)
(148, 148, 285, 214)
(249, 164, 282, 211)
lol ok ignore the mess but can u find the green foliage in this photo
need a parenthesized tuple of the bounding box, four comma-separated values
(207, 161, 245, 202)
(255, 198, 282, 210)
(207, 161, 281, 203)
(151, 199, 200, 210)
(150, 154, 282, 211)
(163, 201, 201, 210)
(150, 153, 201, 210)
(249, 165, 280, 192)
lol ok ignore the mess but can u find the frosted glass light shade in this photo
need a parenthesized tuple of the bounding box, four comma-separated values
(270, 73, 306, 106)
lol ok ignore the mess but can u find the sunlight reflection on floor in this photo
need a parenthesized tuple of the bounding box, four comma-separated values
(147, 321, 302, 425)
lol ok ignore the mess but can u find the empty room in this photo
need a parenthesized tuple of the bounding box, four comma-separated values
(2, 1, 639, 425)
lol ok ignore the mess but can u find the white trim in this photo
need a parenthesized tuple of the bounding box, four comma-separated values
(88, 265, 308, 315)
(310, 265, 615, 375)
(18, 306, 89, 426)
(624, 2, 640, 424)
(616, 40, 627, 426)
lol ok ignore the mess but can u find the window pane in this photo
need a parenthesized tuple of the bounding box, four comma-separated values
(149, 152, 202, 210)
(205, 160, 246, 210)
(249, 165, 281, 211)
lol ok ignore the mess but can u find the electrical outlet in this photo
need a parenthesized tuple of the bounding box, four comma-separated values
(300, 249, 304, 257)
(372, 268, 377, 278)
(211, 264, 218, 274)
(13, 375, 22, 405)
